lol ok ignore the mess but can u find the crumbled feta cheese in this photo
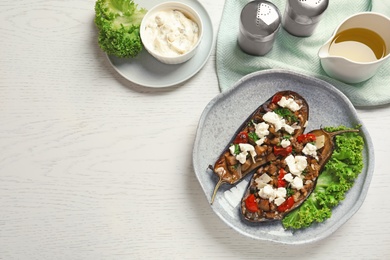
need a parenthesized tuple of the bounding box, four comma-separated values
(255, 173, 272, 189)
(236, 153, 247, 164)
(283, 124, 295, 134)
(259, 184, 276, 201)
(258, 185, 287, 203)
(255, 137, 266, 146)
(230, 143, 257, 164)
(283, 173, 294, 183)
(255, 122, 269, 138)
(277, 97, 301, 112)
(239, 143, 256, 162)
(263, 112, 282, 131)
(276, 187, 287, 198)
(291, 176, 304, 190)
(281, 139, 291, 148)
(274, 197, 286, 206)
(229, 145, 235, 155)
(285, 155, 307, 176)
(283, 172, 304, 190)
(302, 143, 319, 160)
(294, 156, 307, 173)
(263, 111, 295, 134)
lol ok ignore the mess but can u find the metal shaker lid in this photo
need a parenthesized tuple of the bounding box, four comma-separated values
(240, 0, 281, 41)
(287, 0, 329, 24)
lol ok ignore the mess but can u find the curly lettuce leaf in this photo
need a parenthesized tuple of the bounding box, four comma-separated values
(282, 126, 364, 229)
(94, 0, 147, 58)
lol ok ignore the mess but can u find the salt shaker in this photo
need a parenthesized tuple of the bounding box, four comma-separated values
(282, 0, 329, 37)
(238, 0, 281, 56)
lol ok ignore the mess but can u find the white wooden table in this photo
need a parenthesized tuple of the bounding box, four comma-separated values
(1, 0, 389, 259)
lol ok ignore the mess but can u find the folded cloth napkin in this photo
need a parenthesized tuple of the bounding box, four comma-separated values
(216, 0, 390, 107)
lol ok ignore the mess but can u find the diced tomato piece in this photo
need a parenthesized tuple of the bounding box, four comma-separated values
(277, 168, 287, 187)
(233, 131, 249, 144)
(271, 94, 283, 104)
(277, 196, 294, 212)
(274, 146, 292, 157)
(245, 194, 258, 212)
(297, 133, 316, 143)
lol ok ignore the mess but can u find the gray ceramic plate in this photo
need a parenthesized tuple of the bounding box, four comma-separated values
(193, 69, 375, 244)
(107, 0, 214, 88)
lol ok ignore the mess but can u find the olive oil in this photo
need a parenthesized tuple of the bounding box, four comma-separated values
(328, 28, 387, 62)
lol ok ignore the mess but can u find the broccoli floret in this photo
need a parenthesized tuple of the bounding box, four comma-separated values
(94, 0, 147, 58)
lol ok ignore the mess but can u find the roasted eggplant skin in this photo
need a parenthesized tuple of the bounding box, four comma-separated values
(241, 128, 359, 222)
(209, 91, 309, 204)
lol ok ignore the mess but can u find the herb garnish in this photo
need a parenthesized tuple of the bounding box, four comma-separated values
(287, 187, 295, 197)
(248, 132, 259, 142)
(274, 108, 298, 123)
(234, 144, 240, 155)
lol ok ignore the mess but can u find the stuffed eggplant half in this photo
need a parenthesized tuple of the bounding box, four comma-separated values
(209, 91, 309, 204)
(241, 128, 359, 222)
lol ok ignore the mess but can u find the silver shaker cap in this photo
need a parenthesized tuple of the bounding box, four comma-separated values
(239, 0, 281, 42)
(287, 0, 329, 24)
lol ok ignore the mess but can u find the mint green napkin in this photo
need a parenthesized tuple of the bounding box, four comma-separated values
(216, 0, 390, 107)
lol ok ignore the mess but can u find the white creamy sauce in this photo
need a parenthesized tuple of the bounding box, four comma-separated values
(144, 9, 199, 57)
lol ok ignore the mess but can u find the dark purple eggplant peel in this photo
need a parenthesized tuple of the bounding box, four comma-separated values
(241, 128, 360, 222)
(208, 91, 309, 204)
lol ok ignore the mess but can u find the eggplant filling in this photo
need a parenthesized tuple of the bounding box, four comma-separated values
(210, 91, 309, 203)
(240, 128, 360, 222)
(241, 155, 321, 222)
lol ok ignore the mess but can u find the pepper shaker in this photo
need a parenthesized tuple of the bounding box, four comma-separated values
(282, 0, 328, 37)
(238, 0, 281, 56)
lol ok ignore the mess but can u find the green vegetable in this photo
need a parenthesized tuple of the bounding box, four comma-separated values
(232, 144, 240, 155)
(248, 132, 259, 142)
(274, 108, 298, 123)
(94, 0, 147, 58)
(282, 126, 364, 229)
(286, 187, 295, 197)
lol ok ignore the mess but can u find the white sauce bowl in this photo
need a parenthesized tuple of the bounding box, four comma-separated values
(140, 1, 203, 65)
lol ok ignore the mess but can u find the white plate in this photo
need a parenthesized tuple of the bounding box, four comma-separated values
(107, 0, 214, 88)
(193, 69, 375, 244)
